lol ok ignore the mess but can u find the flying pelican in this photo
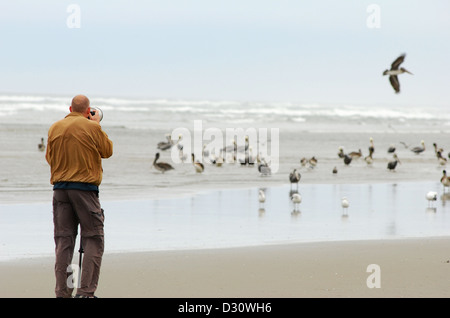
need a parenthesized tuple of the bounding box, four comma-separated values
(289, 169, 301, 190)
(152, 153, 174, 173)
(38, 137, 45, 151)
(410, 140, 425, 155)
(341, 197, 349, 216)
(426, 191, 438, 207)
(191, 153, 204, 173)
(383, 54, 413, 93)
(441, 170, 450, 192)
(291, 193, 302, 211)
(387, 154, 401, 171)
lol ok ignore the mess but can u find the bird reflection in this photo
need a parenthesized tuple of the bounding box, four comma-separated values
(289, 190, 302, 214)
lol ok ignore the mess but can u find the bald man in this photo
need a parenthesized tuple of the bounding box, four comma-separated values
(46, 95, 113, 298)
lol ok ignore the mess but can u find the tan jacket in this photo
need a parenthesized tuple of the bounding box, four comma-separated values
(46, 112, 113, 186)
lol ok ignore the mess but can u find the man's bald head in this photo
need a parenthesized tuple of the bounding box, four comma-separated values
(71, 95, 90, 113)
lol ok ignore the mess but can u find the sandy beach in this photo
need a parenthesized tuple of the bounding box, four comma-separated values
(1, 237, 450, 298)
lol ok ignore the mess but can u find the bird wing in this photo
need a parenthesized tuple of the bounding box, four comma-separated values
(389, 75, 400, 93)
(391, 54, 406, 70)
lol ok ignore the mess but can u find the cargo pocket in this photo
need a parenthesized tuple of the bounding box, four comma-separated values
(90, 208, 105, 236)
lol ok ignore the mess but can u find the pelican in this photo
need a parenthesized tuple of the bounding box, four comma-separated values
(368, 137, 375, 155)
(410, 140, 425, 154)
(349, 149, 362, 159)
(157, 134, 173, 151)
(441, 170, 450, 192)
(433, 143, 444, 156)
(383, 54, 413, 93)
(437, 151, 447, 166)
(300, 157, 308, 167)
(291, 193, 302, 211)
(387, 154, 401, 171)
(332, 166, 338, 174)
(341, 197, 349, 215)
(343, 154, 352, 166)
(153, 152, 174, 173)
(337, 147, 345, 159)
(387, 144, 396, 153)
(258, 158, 271, 176)
(289, 169, 301, 190)
(191, 153, 204, 173)
(426, 191, 438, 207)
(308, 156, 318, 169)
(38, 137, 45, 151)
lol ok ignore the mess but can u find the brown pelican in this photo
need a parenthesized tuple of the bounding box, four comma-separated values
(387, 144, 396, 153)
(441, 170, 450, 192)
(258, 158, 271, 176)
(153, 152, 174, 173)
(38, 137, 45, 151)
(437, 151, 447, 166)
(368, 137, 375, 155)
(289, 169, 301, 190)
(383, 54, 413, 93)
(410, 140, 425, 154)
(387, 154, 401, 171)
(349, 149, 362, 159)
(309, 156, 318, 168)
(337, 147, 345, 158)
(300, 157, 308, 167)
(364, 150, 374, 165)
(343, 154, 352, 166)
(332, 166, 338, 174)
(191, 153, 204, 173)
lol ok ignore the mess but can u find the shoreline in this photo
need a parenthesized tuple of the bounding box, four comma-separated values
(1, 237, 450, 298)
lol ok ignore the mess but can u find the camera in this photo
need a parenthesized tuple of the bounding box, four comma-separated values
(89, 107, 103, 122)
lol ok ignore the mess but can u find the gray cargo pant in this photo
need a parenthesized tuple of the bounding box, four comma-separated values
(52, 189, 105, 298)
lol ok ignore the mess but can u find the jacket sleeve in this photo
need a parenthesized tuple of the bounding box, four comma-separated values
(95, 126, 113, 159)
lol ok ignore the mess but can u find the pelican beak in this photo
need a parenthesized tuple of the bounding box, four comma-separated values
(404, 69, 413, 75)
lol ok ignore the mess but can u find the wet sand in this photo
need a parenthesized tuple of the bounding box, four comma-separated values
(1, 237, 450, 298)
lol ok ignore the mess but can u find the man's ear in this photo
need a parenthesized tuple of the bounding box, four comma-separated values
(69, 106, 73, 112)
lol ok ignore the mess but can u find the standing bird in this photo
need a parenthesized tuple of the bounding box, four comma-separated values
(291, 193, 302, 212)
(387, 144, 396, 153)
(343, 154, 352, 166)
(349, 149, 362, 160)
(258, 189, 266, 207)
(308, 156, 318, 169)
(368, 137, 375, 155)
(38, 137, 45, 151)
(152, 153, 174, 173)
(337, 147, 345, 159)
(332, 166, 338, 174)
(364, 150, 374, 165)
(426, 191, 438, 207)
(387, 154, 401, 171)
(191, 153, 204, 173)
(383, 54, 413, 93)
(300, 157, 308, 167)
(436, 151, 447, 166)
(441, 170, 450, 192)
(289, 169, 301, 190)
(341, 197, 349, 216)
(410, 140, 425, 155)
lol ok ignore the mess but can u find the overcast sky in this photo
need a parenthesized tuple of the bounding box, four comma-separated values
(1, 1, 449, 107)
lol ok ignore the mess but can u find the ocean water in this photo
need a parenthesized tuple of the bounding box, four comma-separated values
(1, 94, 450, 260)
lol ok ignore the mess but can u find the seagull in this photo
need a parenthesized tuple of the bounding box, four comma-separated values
(426, 191, 438, 207)
(410, 140, 425, 155)
(341, 197, 349, 215)
(291, 193, 302, 211)
(441, 170, 450, 192)
(258, 189, 266, 207)
(387, 154, 401, 171)
(38, 137, 45, 151)
(383, 54, 413, 93)
(289, 169, 301, 190)
(152, 152, 174, 173)
(191, 153, 204, 173)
